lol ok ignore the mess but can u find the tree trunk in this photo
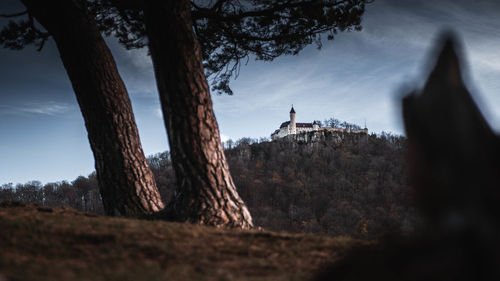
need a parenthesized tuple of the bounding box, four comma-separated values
(142, 0, 253, 228)
(21, 0, 164, 216)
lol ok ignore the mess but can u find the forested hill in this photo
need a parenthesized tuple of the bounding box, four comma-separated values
(150, 133, 418, 239)
(0, 133, 418, 239)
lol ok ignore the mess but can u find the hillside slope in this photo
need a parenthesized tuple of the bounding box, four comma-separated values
(0, 203, 367, 281)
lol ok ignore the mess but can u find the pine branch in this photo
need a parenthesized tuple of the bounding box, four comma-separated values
(0, 10, 28, 18)
(192, 0, 350, 21)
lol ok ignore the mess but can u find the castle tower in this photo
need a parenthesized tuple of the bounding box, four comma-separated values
(290, 106, 296, 134)
(312, 121, 319, 131)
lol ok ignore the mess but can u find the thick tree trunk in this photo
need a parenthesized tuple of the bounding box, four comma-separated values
(143, 0, 253, 228)
(21, 0, 164, 216)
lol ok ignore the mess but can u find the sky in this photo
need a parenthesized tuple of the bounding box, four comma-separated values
(2, 0, 500, 184)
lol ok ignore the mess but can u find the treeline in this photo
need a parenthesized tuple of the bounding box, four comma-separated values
(0, 132, 417, 238)
(321, 117, 363, 130)
(0, 175, 103, 214)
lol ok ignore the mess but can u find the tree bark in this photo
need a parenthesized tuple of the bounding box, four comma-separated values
(142, 0, 253, 228)
(21, 0, 164, 216)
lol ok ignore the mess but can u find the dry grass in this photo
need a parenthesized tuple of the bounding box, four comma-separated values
(0, 202, 368, 281)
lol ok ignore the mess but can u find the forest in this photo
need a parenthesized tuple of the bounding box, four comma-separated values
(0, 130, 418, 239)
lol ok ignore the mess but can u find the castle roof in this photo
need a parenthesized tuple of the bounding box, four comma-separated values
(297, 123, 313, 128)
(280, 121, 290, 128)
(279, 121, 314, 128)
(290, 106, 295, 113)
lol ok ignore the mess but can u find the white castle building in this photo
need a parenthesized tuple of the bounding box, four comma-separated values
(271, 106, 368, 140)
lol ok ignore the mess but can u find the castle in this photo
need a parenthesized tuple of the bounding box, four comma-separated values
(271, 106, 368, 140)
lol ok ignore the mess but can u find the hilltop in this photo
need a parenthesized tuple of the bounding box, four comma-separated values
(0, 202, 368, 281)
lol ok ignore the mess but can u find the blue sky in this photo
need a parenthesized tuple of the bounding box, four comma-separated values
(2, 0, 500, 184)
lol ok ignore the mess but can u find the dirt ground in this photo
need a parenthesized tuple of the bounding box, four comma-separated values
(0, 202, 368, 281)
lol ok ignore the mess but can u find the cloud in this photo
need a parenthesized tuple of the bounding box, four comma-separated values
(0, 102, 73, 116)
(220, 133, 230, 142)
(105, 38, 158, 98)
